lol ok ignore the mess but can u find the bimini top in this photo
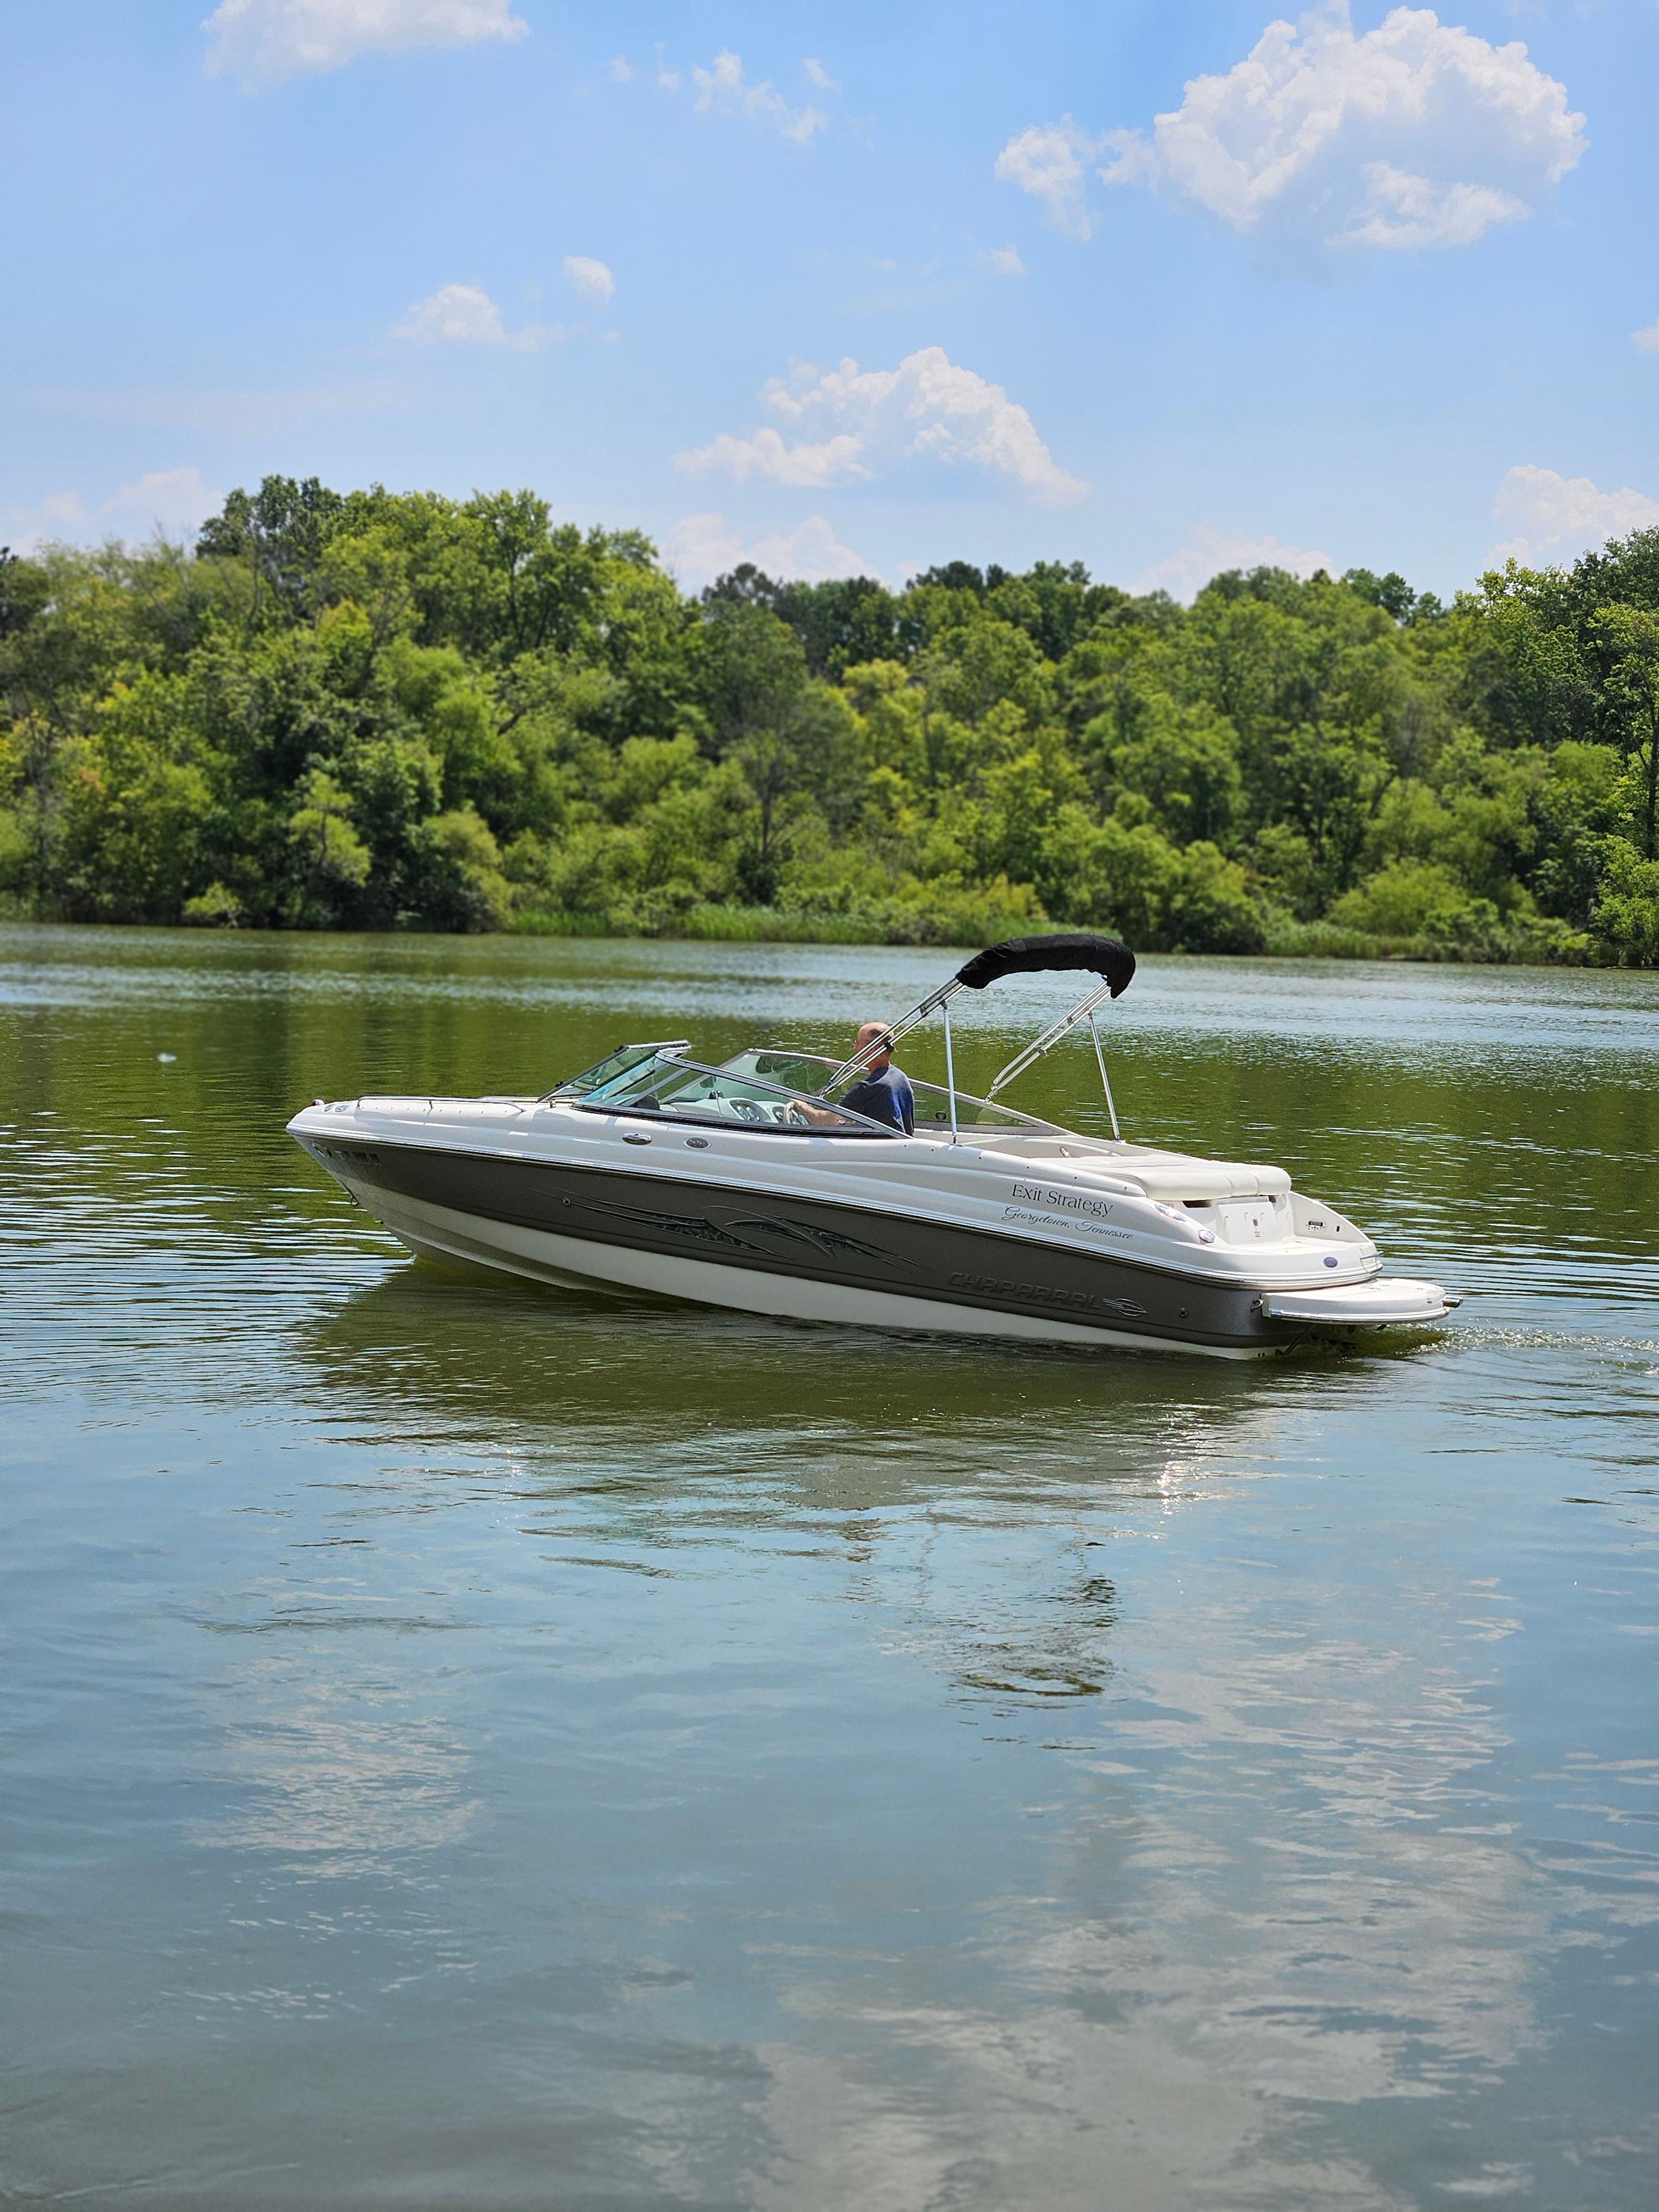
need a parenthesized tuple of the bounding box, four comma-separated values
(953, 932, 1135, 998)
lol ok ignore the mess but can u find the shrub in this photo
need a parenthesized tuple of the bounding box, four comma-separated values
(1592, 839, 1659, 966)
(1328, 859, 1477, 937)
(181, 882, 245, 927)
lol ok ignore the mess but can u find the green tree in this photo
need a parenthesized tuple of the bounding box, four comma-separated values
(1589, 606, 1659, 858)
(1094, 693, 1244, 847)
(285, 768, 371, 924)
(9, 486, 1659, 963)
(197, 476, 346, 622)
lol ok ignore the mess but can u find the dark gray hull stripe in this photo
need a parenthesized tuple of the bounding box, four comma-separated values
(300, 1134, 1295, 1351)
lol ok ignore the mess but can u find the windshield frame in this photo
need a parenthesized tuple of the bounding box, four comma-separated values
(539, 1041, 691, 1104)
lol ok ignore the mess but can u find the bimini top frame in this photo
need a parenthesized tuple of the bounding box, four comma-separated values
(815, 931, 1136, 1138)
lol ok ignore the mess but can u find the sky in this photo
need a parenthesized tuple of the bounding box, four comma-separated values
(4, 0, 1658, 601)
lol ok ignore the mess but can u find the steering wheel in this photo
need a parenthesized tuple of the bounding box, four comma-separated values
(784, 1100, 812, 1126)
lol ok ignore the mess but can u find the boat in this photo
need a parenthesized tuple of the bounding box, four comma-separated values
(287, 933, 1459, 1358)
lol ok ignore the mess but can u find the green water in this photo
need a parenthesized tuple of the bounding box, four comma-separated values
(3, 926, 1657, 2209)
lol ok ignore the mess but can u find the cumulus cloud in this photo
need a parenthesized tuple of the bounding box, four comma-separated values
(203, 0, 527, 88)
(661, 513, 881, 594)
(562, 255, 615, 304)
(999, 4, 1585, 265)
(678, 427, 865, 492)
(1632, 320, 1659, 357)
(392, 281, 546, 347)
(690, 50, 827, 144)
(676, 347, 1087, 504)
(394, 282, 507, 343)
(994, 118, 1103, 240)
(4, 466, 223, 552)
(1140, 522, 1335, 602)
(802, 58, 840, 94)
(985, 245, 1027, 277)
(1488, 465, 1659, 568)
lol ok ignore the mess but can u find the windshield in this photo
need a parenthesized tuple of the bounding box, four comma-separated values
(717, 1050, 1058, 1134)
(541, 1042, 689, 1102)
(554, 1044, 1062, 1136)
(568, 1052, 895, 1136)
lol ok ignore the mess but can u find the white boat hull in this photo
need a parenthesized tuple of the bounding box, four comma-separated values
(291, 1092, 1458, 1358)
(367, 1186, 1289, 1358)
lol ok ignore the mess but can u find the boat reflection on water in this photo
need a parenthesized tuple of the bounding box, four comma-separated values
(297, 1259, 1308, 1482)
(293, 1259, 1384, 1712)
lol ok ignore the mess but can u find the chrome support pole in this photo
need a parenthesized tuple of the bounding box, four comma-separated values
(1088, 1011, 1120, 1140)
(942, 1001, 960, 1145)
(985, 980, 1117, 1099)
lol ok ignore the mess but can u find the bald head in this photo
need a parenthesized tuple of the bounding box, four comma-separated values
(855, 1021, 893, 1070)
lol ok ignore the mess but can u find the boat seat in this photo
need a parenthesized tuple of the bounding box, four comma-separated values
(1093, 1149, 1292, 1202)
(983, 1132, 1291, 1203)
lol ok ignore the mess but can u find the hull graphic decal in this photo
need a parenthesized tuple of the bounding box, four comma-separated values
(569, 1196, 767, 1253)
(726, 1214, 915, 1267)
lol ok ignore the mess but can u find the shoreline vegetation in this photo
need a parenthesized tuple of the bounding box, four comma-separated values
(500, 902, 1580, 966)
(5, 476, 1659, 966)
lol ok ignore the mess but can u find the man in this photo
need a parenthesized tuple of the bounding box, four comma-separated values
(838, 1021, 915, 1135)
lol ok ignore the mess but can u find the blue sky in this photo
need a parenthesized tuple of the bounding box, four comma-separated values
(4, 1, 1657, 598)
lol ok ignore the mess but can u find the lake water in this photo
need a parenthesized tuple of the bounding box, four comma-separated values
(3, 926, 1657, 2210)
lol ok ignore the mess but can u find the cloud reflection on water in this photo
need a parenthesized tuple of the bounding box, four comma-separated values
(261, 1273, 1566, 2204)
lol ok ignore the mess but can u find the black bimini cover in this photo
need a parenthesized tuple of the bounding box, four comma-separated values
(954, 932, 1135, 998)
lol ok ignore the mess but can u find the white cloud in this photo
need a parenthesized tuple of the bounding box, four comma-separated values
(661, 513, 881, 594)
(1345, 160, 1525, 249)
(1488, 464, 1659, 568)
(1002, 5, 1585, 264)
(394, 282, 506, 343)
(676, 347, 1087, 505)
(994, 118, 1103, 240)
(1632, 320, 1659, 357)
(625, 45, 839, 137)
(203, 0, 527, 89)
(1140, 522, 1335, 601)
(689, 50, 826, 144)
(985, 245, 1027, 277)
(4, 466, 223, 552)
(677, 427, 867, 491)
(561, 255, 615, 305)
(392, 281, 545, 347)
(106, 467, 225, 538)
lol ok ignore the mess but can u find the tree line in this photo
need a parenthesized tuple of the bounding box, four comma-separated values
(3, 473, 1659, 962)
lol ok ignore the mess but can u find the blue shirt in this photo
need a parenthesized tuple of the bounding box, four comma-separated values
(840, 1063, 915, 1134)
